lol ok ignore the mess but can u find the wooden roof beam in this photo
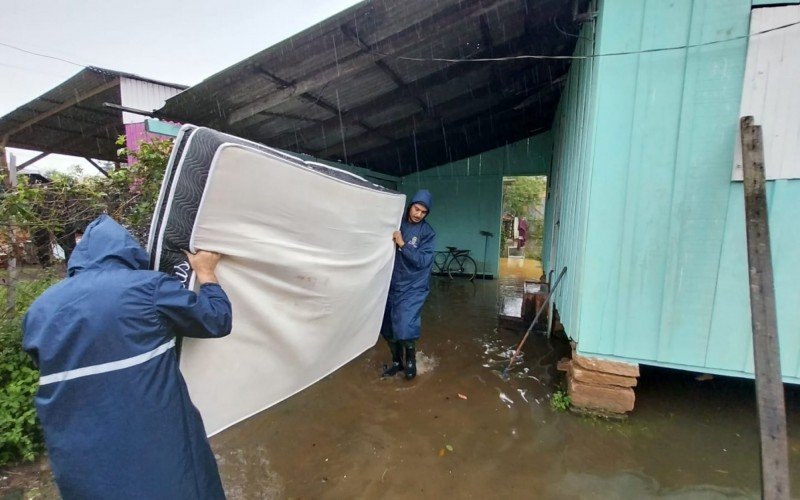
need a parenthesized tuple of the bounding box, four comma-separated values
(351, 113, 550, 175)
(324, 79, 562, 161)
(340, 25, 433, 116)
(478, 14, 501, 90)
(252, 65, 394, 147)
(257, 111, 326, 125)
(15, 152, 51, 170)
(286, 63, 554, 156)
(12, 118, 121, 164)
(36, 99, 121, 125)
(2, 78, 119, 142)
(85, 157, 110, 177)
(223, 0, 517, 127)
(358, 62, 564, 151)
(258, 31, 540, 147)
(6, 120, 117, 141)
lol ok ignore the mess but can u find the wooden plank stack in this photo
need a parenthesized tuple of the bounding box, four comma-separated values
(559, 344, 639, 414)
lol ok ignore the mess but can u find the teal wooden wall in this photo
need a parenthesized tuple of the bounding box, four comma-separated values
(400, 133, 552, 277)
(545, 0, 800, 382)
(542, 18, 598, 341)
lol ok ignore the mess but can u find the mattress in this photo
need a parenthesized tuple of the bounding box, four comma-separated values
(148, 126, 406, 435)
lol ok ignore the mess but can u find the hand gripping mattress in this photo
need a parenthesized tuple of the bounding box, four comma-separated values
(147, 126, 406, 436)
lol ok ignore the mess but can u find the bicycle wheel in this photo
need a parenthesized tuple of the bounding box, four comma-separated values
(448, 255, 477, 281)
(433, 252, 449, 275)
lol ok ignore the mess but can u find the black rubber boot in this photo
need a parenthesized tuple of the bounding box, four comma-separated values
(404, 342, 417, 380)
(381, 341, 404, 377)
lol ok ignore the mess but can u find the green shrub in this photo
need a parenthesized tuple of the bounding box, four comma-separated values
(0, 275, 59, 465)
(550, 388, 572, 412)
(0, 135, 171, 466)
(0, 326, 42, 464)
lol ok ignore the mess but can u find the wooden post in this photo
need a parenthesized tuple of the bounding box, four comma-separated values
(739, 116, 790, 500)
(84, 158, 110, 178)
(5, 152, 18, 316)
(0, 141, 9, 188)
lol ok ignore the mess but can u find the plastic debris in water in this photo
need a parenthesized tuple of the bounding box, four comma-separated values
(517, 389, 529, 403)
(458, 393, 468, 400)
(499, 392, 514, 407)
(438, 448, 445, 457)
(445, 444, 454, 452)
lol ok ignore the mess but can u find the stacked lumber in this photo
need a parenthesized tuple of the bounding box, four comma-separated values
(558, 345, 639, 414)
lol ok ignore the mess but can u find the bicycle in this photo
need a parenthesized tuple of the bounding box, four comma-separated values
(433, 246, 478, 281)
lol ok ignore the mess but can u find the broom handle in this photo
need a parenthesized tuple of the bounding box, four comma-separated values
(504, 266, 568, 374)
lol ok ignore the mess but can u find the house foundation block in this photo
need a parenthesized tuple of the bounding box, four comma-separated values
(558, 345, 640, 414)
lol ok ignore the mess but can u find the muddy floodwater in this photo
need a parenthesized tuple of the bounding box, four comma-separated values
(5, 272, 797, 499)
(213, 274, 800, 499)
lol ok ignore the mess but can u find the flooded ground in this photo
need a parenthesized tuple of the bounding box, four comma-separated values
(4, 273, 798, 499)
(498, 257, 543, 281)
(212, 275, 799, 499)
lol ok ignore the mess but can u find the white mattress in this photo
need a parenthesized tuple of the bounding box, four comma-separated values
(177, 143, 405, 436)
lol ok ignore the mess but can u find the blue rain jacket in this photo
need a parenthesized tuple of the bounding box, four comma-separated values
(22, 215, 232, 500)
(382, 190, 436, 341)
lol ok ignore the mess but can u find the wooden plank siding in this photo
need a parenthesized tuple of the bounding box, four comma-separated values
(542, 17, 597, 348)
(545, 0, 800, 382)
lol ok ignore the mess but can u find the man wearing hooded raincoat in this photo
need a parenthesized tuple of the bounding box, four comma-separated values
(381, 189, 435, 380)
(23, 215, 232, 499)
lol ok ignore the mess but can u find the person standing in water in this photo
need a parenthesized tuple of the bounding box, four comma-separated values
(23, 215, 232, 499)
(381, 189, 435, 380)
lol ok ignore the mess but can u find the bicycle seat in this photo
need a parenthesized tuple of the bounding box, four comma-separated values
(453, 249, 470, 256)
(446, 246, 458, 252)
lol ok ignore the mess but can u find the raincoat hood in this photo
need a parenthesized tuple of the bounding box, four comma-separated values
(409, 189, 433, 214)
(67, 215, 149, 277)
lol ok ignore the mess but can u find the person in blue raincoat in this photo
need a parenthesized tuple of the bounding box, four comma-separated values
(23, 215, 232, 499)
(381, 189, 435, 380)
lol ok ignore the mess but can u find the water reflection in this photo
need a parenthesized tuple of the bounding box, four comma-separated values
(210, 274, 793, 499)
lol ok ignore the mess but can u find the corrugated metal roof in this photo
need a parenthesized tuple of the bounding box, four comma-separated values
(0, 67, 187, 162)
(160, 0, 588, 176)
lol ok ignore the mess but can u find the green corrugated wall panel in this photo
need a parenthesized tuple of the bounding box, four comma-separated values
(581, 0, 752, 361)
(575, 0, 644, 356)
(654, 1, 751, 367)
(502, 133, 553, 176)
(707, 181, 800, 379)
(541, 186, 553, 274)
(552, 0, 800, 382)
(543, 18, 598, 343)
(765, 182, 800, 379)
(401, 134, 553, 277)
(615, 0, 696, 362)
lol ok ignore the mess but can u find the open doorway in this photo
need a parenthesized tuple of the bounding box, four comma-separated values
(499, 176, 546, 280)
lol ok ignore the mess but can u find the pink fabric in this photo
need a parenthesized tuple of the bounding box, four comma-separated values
(518, 218, 528, 248)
